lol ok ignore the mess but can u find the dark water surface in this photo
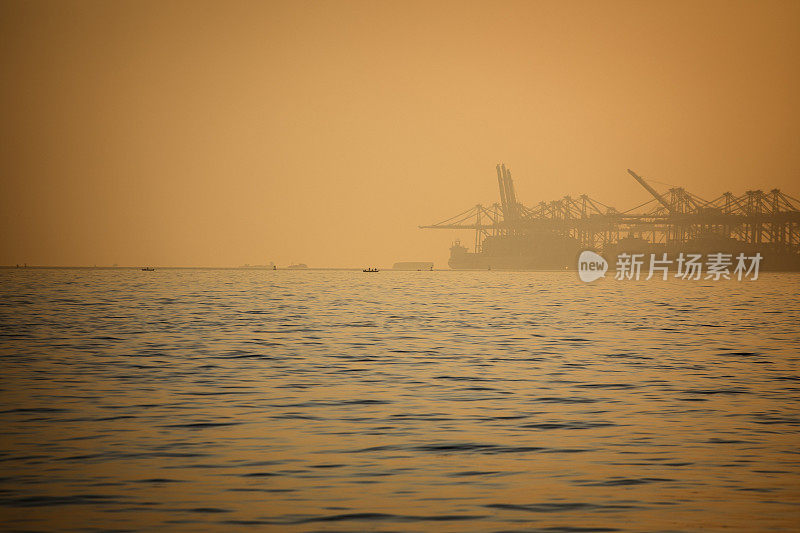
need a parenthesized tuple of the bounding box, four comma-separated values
(1, 269, 799, 532)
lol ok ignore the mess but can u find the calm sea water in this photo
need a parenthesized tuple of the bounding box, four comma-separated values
(1, 269, 799, 532)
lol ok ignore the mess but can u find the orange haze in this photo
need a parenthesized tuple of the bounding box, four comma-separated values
(2, 0, 799, 267)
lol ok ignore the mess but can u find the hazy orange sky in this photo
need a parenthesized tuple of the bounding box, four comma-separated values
(2, 0, 799, 267)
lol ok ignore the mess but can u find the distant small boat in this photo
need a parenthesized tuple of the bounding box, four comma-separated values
(363, 268, 379, 272)
(141, 267, 155, 271)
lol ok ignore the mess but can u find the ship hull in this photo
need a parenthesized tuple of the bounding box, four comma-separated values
(448, 235, 800, 271)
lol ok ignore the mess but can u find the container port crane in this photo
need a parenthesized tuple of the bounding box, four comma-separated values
(421, 164, 800, 270)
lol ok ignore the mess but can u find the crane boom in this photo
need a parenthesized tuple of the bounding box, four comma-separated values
(496, 164, 509, 218)
(502, 164, 518, 221)
(627, 169, 672, 212)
